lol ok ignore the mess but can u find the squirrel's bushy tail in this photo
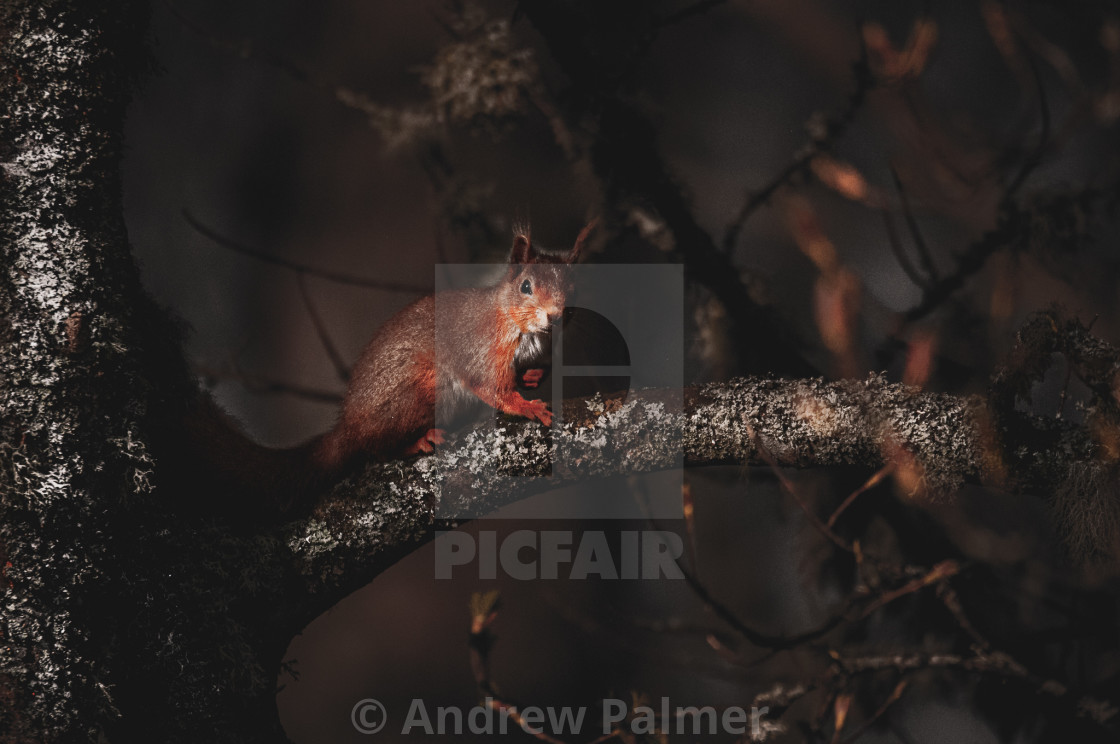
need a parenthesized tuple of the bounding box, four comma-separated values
(175, 395, 329, 523)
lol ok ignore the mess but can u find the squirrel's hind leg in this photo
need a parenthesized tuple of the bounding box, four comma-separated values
(405, 428, 446, 455)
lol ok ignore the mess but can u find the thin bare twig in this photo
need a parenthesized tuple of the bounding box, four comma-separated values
(1003, 46, 1052, 201)
(722, 52, 873, 254)
(858, 560, 960, 619)
(467, 592, 620, 744)
(899, 182, 1119, 326)
(749, 428, 855, 553)
(882, 37, 1059, 338)
(837, 680, 908, 744)
(183, 210, 429, 292)
(881, 210, 931, 290)
(295, 273, 351, 384)
(936, 582, 991, 651)
(832, 648, 1116, 725)
(680, 481, 699, 575)
(683, 554, 850, 652)
(827, 463, 895, 528)
(634, 482, 849, 653)
(889, 163, 938, 283)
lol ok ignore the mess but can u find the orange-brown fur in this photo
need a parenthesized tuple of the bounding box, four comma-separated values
(310, 229, 583, 474)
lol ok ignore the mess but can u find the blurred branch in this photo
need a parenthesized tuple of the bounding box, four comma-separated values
(837, 680, 908, 744)
(722, 53, 873, 255)
(164, 0, 437, 145)
(936, 581, 991, 651)
(888, 163, 938, 284)
(183, 210, 429, 292)
(750, 427, 857, 553)
(900, 182, 1120, 326)
(881, 210, 932, 290)
(1003, 47, 1052, 202)
(518, 0, 817, 377)
(467, 591, 608, 744)
(835, 649, 1114, 725)
(751, 642, 1116, 740)
(827, 463, 894, 528)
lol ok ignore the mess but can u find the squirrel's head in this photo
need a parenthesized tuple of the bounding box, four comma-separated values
(503, 220, 594, 334)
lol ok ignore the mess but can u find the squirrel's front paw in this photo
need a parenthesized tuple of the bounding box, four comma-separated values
(523, 398, 552, 427)
(519, 368, 545, 389)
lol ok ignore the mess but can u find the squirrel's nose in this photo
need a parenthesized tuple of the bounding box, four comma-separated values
(548, 307, 565, 325)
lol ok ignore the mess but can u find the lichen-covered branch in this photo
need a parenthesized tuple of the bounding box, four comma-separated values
(280, 374, 1090, 622)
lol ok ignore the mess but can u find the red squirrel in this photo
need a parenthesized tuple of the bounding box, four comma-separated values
(311, 225, 588, 472)
(185, 223, 591, 518)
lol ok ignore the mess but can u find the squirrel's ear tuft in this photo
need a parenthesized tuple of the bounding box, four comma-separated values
(568, 217, 598, 263)
(510, 232, 533, 264)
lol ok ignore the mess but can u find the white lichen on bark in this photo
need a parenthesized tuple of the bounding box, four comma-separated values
(1, 2, 158, 740)
(281, 374, 1086, 613)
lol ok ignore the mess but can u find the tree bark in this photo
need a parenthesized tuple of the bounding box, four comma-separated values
(279, 373, 1093, 626)
(0, 2, 172, 742)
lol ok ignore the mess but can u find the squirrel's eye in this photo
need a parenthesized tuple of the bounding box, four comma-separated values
(520, 279, 532, 295)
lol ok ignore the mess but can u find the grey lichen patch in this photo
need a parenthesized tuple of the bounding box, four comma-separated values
(420, 3, 538, 133)
(559, 397, 682, 474)
(285, 460, 443, 594)
(696, 377, 989, 496)
(880, 389, 984, 496)
(289, 519, 341, 565)
(283, 376, 1006, 603)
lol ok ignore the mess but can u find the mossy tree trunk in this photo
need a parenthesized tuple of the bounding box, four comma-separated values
(0, 2, 216, 741)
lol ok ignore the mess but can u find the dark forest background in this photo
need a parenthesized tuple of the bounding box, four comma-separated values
(120, 1, 1120, 742)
